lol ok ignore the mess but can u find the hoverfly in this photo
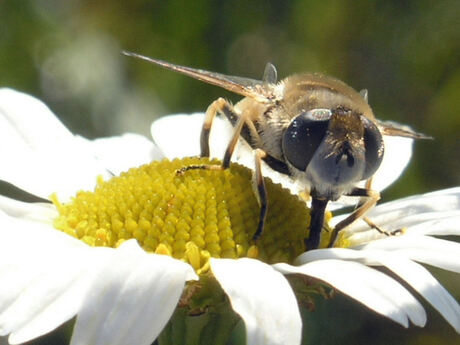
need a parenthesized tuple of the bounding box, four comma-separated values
(123, 51, 430, 249)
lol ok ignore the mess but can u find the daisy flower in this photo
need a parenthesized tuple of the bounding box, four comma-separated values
(0, 88, 459, 345)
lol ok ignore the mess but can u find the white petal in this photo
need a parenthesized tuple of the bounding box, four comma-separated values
(275, 260, 426, 328)
(404, 211, 460, 236)
(0, 88, 110, 201)
(211, 258, 301, 345)
(0, 208, 87, 255)
(5, 247, 107, 344)
(380, 256, 460, 333)
(296, 248, 460, 332)
(0, 211, 95, 343)
(0, 210, 197, 344)
(0, 88, 75, 151)
(341, 211, 460, 246)
(75, 133, 163, 176)
(358, 235, 460, 273)
(334, 187, 460, 237)
(369, 187, 459, 223)
(364, 135, 413, 192)
(70, 240, 197, 345)
(0, 195, 57, 223)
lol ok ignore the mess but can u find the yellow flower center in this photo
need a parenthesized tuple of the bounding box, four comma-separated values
(52, 157, 331, 272)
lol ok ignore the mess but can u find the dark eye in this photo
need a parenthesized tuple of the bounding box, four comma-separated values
(362, 117, 384, 180)
(282, 110, 331, 171)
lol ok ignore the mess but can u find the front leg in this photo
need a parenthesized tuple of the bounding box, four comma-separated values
(251, 149, 269, 242)
(328, 188, 380, 247)
(362, 217, 403, 236)
(362, 178, 402, 236)
(178, 100, 246, 174)
(200, 98, 234, 157)
(306, 196, 329, 250)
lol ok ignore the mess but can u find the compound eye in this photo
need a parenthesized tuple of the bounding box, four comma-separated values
(362, 117, 384, 179)
(282, 109, 331, 171)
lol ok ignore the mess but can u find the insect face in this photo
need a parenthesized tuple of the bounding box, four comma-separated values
(282, 107, 384, 201)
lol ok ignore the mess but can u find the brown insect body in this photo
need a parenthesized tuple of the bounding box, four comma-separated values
(124, 51, 430, 250)
(280, 73, 375, 121)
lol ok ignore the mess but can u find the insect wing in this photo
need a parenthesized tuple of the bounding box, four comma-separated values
(262, 62, 277, 84)
(376, 120, 432, 140)
(123, 51, 275, 102)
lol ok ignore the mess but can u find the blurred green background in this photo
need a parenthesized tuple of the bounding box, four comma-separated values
(0, 0, 459, 344)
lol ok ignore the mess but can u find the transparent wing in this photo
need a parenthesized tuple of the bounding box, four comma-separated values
(376, 120, 432, 140)
(262, 62, 277, 85)
(123, 51, 276, 102)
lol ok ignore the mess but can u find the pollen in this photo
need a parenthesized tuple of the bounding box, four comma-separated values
(52, 157, 328, 271)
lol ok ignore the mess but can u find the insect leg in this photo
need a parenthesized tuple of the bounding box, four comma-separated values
(306, 196, 329, 250)
(360, 177, 403, 236)
(221, 111, 247, 168)
(327, 188, 380, 247)
(364, 176, 373, 190)
(251, 149, 268, 242)
(359, 177, 403, 235)
(177, 101, 245, 175)
(176, 164, 224, 175)
(361, 217, 403, 236)
(200, 97, 234, 157)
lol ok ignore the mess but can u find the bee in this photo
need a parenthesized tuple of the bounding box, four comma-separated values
(123, 51, 430, 249)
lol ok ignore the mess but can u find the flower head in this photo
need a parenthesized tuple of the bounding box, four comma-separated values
(0, 89, 459, 345)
